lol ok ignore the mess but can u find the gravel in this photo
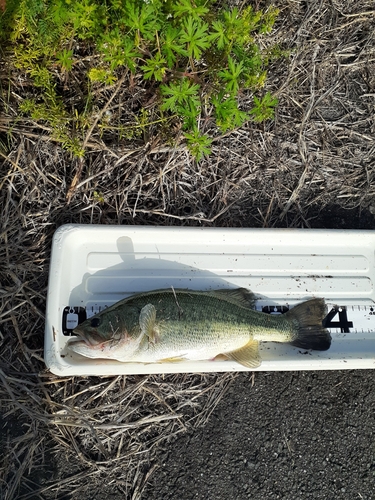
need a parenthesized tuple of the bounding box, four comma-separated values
(145, 370, 375, 500)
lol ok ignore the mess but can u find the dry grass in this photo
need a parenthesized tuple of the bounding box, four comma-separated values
(1, 366, 235, 499)
(1, 1, 375, 498)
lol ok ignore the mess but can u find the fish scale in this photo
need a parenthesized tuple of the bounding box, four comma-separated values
(66, 289, 331, 368)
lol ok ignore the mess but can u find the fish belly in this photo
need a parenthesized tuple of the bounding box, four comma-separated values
(128, 321, 251, 363)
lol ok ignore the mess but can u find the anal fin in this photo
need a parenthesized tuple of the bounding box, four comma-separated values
(158, 356, 186, 363)
(218, 340, 261, 368)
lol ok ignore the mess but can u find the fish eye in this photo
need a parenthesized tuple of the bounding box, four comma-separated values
(90, 317, 101, 327)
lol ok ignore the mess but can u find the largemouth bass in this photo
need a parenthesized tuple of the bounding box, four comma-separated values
(67, 288, 331, 368)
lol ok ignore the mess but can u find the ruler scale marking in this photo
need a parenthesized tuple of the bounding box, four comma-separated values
(61, 303, 375, 337)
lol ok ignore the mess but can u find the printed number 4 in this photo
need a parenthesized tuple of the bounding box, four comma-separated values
(323, 307, 353, 333)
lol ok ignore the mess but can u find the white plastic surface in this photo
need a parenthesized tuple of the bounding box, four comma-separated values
(45, 225, 375, 375)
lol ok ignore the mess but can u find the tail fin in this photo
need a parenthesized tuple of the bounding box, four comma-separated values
(286, 298, 331, 351)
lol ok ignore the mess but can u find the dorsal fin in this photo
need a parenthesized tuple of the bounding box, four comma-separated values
(105, 288, 256, 312)
(202, 288, 256, 309)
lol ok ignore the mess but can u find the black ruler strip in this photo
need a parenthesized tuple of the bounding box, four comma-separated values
(62, 304, 358, 336)
(62, 307, 87, 336)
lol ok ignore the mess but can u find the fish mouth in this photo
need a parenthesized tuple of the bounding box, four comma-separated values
(72, 326, 103, 346)
(67, 338, 88, 348)
(67, 334, 124, 359)
(67, 338, 98, 358)
(70, 327, 124, 348)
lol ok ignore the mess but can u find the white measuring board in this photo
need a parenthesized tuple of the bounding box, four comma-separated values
(45, 225, 375, 376)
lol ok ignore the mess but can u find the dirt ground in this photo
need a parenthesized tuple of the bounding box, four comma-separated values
(1, 0, 375, 499)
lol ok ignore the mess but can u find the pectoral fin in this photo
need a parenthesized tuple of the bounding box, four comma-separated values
(218, 340, 261, 368)
(139, 304, 160, 344)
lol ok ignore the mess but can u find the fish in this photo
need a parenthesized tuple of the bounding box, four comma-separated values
(67, 288, 331, 368)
